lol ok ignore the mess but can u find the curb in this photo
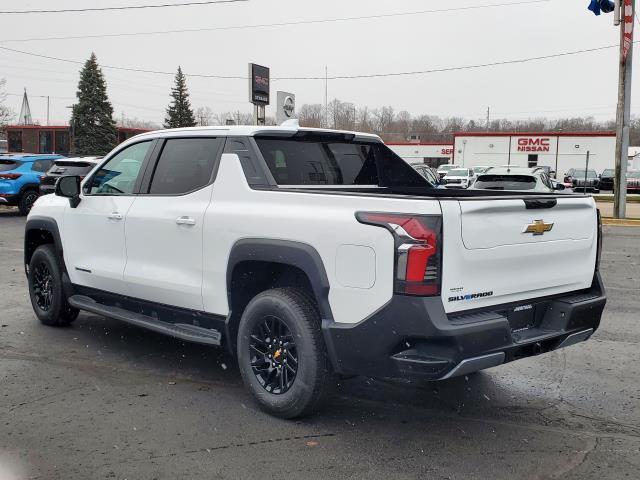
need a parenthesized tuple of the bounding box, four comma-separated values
(602, 218, 640, 227)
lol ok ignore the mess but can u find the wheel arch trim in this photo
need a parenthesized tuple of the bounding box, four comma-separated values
(226, 238, 334, 322)
(24, 216, 64, 274)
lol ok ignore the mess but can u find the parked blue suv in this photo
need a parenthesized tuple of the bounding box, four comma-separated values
(0, 154, 64, 215)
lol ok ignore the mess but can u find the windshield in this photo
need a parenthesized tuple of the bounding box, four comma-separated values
(474, 174, 538, 191)
(628, 171, 640, 178)
(437, 165, 454, 171)
(255, 136, 430, 187)
(473, 167, 488, 174)
(448, 169, 469, 176)
(602, 169, 614, 177)
(571, 169, 597, 178)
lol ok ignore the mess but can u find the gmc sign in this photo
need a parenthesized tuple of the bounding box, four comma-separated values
(517, 138, 550, 152)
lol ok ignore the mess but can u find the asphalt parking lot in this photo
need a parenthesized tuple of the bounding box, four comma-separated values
(1, 208, 639, 480)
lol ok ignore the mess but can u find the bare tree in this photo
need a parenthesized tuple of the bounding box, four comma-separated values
(121, 116, 160, 130)
(212, 111, 253, 125)
(356, 106, 372, 132)
(298, 104, 324, 128)
(0, 78, 14, 126)
(195, 106, 214, 126)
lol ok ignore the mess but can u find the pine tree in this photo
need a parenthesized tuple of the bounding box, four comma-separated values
(70, 53, 118, 155)
(164, 67, 196, 129)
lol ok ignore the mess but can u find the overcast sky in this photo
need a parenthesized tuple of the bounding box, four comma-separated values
(0, 0, 634, 126)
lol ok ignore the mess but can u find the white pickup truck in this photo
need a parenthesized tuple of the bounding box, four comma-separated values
(25, 124, 606, 418)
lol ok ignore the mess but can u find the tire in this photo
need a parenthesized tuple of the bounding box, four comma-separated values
(19, 189, 39, 216)
(28, 244, 79, 327)
(237, 288, 335, 419)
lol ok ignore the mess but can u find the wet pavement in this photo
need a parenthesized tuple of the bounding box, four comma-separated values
(1, 207, 639, 479)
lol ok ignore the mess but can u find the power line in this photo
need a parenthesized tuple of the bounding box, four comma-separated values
(281, 44, 621, 80)
(0, 41, 628, 82)
(0, 0, 551, 42)
(0, 45, 247, 79)
(0, 0, 248, 15)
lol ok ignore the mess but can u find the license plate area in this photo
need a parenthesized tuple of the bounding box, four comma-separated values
(508, 303, 549, 341)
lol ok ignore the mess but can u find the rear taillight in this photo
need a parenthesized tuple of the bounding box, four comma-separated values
(596, 208, 602, 271)
(0, 173, 21, 180)
(357, 212, 442, 296)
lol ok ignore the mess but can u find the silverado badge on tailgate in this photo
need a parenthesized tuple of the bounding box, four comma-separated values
(523, 219, 554, 236)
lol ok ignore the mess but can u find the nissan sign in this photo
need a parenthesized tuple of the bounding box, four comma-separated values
(276, 91, 296, 124)
(249, 63, 270, 105)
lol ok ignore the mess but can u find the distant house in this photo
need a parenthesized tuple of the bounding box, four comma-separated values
(2, 125, 151, 156)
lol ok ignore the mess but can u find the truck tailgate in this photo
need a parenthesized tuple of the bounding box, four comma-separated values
(439, 196, 598, 314)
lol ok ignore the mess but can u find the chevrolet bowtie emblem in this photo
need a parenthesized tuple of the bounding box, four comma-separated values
(523, 219, 554, 236)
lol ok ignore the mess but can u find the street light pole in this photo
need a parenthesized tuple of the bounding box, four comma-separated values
(613, 0, 634, 219)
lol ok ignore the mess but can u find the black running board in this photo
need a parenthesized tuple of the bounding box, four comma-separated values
(68, 294, 222, 346)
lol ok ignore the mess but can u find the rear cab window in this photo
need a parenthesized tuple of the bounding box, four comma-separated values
(254, 135, 428, 187)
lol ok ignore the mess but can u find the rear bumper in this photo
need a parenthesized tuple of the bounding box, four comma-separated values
(322, 273, 606, 381)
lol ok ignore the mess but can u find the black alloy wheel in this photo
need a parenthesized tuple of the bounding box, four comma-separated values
(249, 315, 298, 394)
(32, 262, 54, 312)
(20, 190, 39, 215)
(28, 244, 79, 326)
(236, 288, 335, 418)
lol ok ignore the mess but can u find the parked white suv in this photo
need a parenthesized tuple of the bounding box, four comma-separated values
(24, 125, 606, 418)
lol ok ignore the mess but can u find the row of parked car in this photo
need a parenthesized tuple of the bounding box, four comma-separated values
(412, 163, 640, 193)
(0, 154, 100, 215)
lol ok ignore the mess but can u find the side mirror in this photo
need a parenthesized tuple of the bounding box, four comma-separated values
(55, 175, 81, 208)
(553, 182, 566, 191)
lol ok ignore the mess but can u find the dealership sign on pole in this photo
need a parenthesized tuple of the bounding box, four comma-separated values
(276, 91, 295, 125)
(248, 63, 269, 125)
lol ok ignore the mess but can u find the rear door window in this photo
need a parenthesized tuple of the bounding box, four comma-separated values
(148, 138, 223, 195)
(255, 136, 426, 187)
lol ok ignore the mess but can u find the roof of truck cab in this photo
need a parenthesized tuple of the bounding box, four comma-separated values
(131, 125, 382, 141)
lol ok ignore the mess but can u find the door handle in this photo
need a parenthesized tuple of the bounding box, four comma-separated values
(107, 212, 123, 220)
(176, 216, 196, 226)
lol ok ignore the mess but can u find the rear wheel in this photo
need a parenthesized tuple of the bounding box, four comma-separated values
(237, 288, 334, 418)
(28, 244, 79, 326)
(19, 190, 39, 215)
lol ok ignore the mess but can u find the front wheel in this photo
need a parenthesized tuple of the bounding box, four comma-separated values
(237, 288, 334, 418)
(28, 244, 79, 326)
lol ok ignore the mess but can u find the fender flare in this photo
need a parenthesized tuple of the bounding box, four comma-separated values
(226, 238, 333, 322)
(24, 215, 64, 269)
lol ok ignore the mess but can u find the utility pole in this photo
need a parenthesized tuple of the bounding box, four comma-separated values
(614, 0, 634, 219)
(46, 96, 50, 126)
(486, 107, 490, 132)
(324, 66, 328, 128)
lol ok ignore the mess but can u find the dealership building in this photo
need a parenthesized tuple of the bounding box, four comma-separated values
(452, 131, 616, 175)
(387, 142, 453, 167)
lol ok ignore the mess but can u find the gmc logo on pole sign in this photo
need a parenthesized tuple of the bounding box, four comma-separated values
(517, 138, 550, 152)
